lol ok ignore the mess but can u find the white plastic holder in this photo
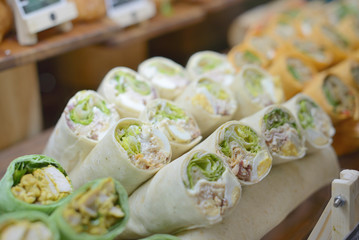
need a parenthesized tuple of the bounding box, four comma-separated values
(6, 0, 78, 46)
(309, 169, 359, 240)
(105, 0, 156, 28)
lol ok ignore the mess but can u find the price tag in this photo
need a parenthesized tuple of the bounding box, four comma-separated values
(106, 0, 156, 27)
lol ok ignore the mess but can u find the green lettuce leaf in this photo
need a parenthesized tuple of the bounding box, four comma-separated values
(243, 69, 264, 97)
(185, 153, 225, 189)
(151, 62, 177, 76)
(154, 102, 188, 122)
(198, 79, 229, 100)
(243, 50, 261, 64)
(298, 99, 317, 129)
(264, 108, 297, 130)
(198, 56, 223, 72)
(115, 71, 151, 95)
(115, 124, 142, 157)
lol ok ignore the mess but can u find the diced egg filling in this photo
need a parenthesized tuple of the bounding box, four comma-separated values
(234, 50, 261, 67)
(0, 220, 52, 240)
(350, 61, 359, 87)
(263, 123, 302, 156)
(322, 75, 356, 116)
(141, 61, 190, 90)
(109, 71, 156, 112)
(115, 124, 170, 170)
(298, 99, 334, 146)
(65, 92, 117, 141)
(219, 125, 271, 182)
(11, 165, 72, 205)
(251, 36, 277, 60)
(185, 153, 228, 218)
(149, 102, 201, 144)
(321, 25, 349, 49)
(286, 57, 313, 82)
(243, 68, 277, 107)
(294, 40, 328, 63)
(191, 81, 236, 116)
(63, 178, 125, 235)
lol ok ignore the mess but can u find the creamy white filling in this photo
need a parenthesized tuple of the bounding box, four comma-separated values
(43, 166, 72, 193)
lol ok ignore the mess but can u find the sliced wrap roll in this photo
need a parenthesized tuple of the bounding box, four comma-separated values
(140, 99, 202, 159)
(70, 118, 171, 194)
(97, 67, 158, 118)
(303, 72, 359, 123)
(284, 94, 335, 153)
(51, 177, 129, 240)
(175, 77, 237, 137)
(242, 34, 279, 63)
(269, 54, 316, 100)
(186, 51, 236, 87)
(193, 121, 272, 185)
(138, 57, 191, 100)
(240, 105, 306, 164)
(176, 146, 339, 240)
(0, 155, 73, 214)
(118, 150, 242, 239)
(233, 64, 284, 119)
(0, 211, 60, 240)
(43, 90, 120, 172)
(227, 44, 268, 72)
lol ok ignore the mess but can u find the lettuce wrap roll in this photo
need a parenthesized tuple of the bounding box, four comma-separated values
(176, 146, 339, 240)
(240, 105, 306, 164)
(0, 155, 73, 214)
(175, 77, 237, 137)
(269, 54, 316, 100)
(140, 99, 202, 159)
(284, 94, 335, 153)
(0, 211, 60, 240)
(70, 118, 171, 194)
(118, 150, 242, 239)
(98, 67, 158, 118)
(233, 64, 284, 119)
(138, 57, 191, 100)
(227, 44, 268, 72)
(43, 90, 120, 172)
(186, 51, 236, 87)
(51, 177, 129, 240)
(193, 121, 272, 185)
(303, 72, 359, 123)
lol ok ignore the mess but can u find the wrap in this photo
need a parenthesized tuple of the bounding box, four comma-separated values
(51, 177, 129, 240)
(118, 150, 242, 239)
(0, 155, 73, 214)
(140, 234, 180, 240)
(263, 15, 298, 45)
(337, 16, 359, 49)
(284, 94, 335, 153)
(232, 64, 284, 119)
(193, 120, 272, 185)
(176, 146, 339, 240)
(283, 39, 333, 70)
(140, 99, 202, 159)
(328, 58, 359, 91)
(241, 34, 279, 63)
(0, 211, 60, 240)
(307, 23, 350, 64)
(186, 51, 236, 87)
(240, 105, 306, 165)
(97, 67, 158, 118)
(227, 44, 269, 72)
(43, 90, 120, 172)
(175, 77, 237, 137)
(303, 72, 359, 123)
(269, 53, 317, 100)
(138, 57, 191, 100)
(293, 12, 325, 38)
(70, 118, 171, 194)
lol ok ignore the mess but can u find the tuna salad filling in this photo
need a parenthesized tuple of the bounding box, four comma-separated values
(110, 70, 156, 113)
(63, 178, 125, 235)
(191, 78, 236, 116)
(65, 91, 117, 141)
(297, 98, 334, 146)
(322, 74, 356, 116)
(115, 123, 171, 170)
(0, 220, 52, 240)
(219, 124, 272, 182)
(263, 108, 303, 157)
(148, 101, 201, 144)
(184, 153, 228, 218)
(242, 67, 278, 107)
(286, 57, 313, 82)
(11, 165, 72, 205)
